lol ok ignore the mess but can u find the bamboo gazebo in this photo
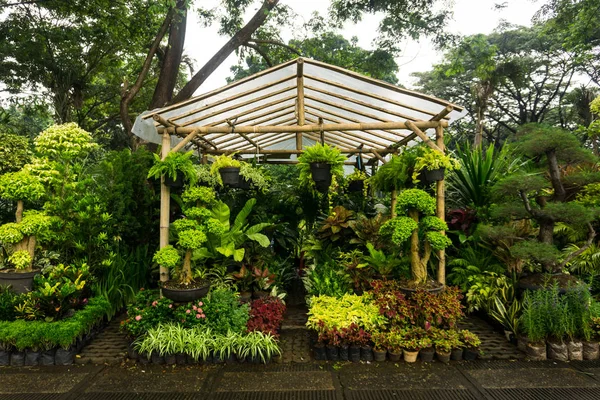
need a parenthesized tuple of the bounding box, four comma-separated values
(132, 57, 465, 285)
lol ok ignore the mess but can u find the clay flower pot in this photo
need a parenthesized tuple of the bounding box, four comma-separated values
(403, 350, 419, 363)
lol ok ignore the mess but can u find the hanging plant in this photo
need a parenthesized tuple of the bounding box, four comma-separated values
(147, 151, 198, 187)
(210, 154, 242, 187)
(239, 163, 270, 192)
(298, 143, 345, 193)
(346, 169, 369, 194)
(412, 147, 459, 184)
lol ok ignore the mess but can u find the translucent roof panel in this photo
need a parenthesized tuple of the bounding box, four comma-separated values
(132, 57, 465, 152)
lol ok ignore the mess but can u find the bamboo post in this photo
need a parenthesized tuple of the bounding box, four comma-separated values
(296, 59, 305, 150)
(159, 131, 171, 283)
(435, 124, 446, 285)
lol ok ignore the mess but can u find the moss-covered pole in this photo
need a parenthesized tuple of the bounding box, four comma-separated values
(435, 124, 446, 284)
(159, 131, 171, 283)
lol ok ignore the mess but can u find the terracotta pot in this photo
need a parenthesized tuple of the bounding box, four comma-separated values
(403, 350, 419, 363)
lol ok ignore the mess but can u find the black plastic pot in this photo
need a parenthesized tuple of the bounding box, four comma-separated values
(164, 354, 176, 365)
(0, 269, 39, 294)
(10, 351, 25, 366)
(310, 162, 332, 182)
(186, 354, 199, 365)
(339, 345, 349, 361)
(420, 348, 435, 362)
(314, 178, 332, 193)
(463, 347, 479, 361)
(361, 345, 373, 362)
(128, 343, 139, 360)
(348, 180, 364, 193)
(25, 350, 40, 366)
(176, 353, 187, 365)
(450, 348, 463, 361)
(326, 345, 339, 361)
(164, 172, 185, 188)
(237, 177, 251, 190)
(55, 348, 76, 366)
(0, 350, 9, 366)
(161, 282, 210, 302)
(423, 167, 444, 182)
(349, 345, 361, 362)
(41, 349, 56, 366)
(139, 354, 150, 365)
(151, 352, 165, 364)
(314, 344, 327, 361)
(236, 353, 246, 363)
(388, 351, 402, 362)
(373, 349, 387, 362)
(213, 353, 224, 364)
(436, 350, 451, 364)
(219, 167, 241, 187)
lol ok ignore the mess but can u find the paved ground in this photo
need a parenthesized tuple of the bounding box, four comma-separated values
(2, 359, 600, 399)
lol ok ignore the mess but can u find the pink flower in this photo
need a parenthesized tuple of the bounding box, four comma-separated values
(198, 302, 203, 306)
(192, 305, 197, 311)
(152, 301, 158, 307)
(168, 304, 173, 308)
(197, 308, 203, 313)
(196, 314, 201, 319)
(186, 309, 191, 314)
(135, 315, 142, 321)
(200, 314, 205, 318)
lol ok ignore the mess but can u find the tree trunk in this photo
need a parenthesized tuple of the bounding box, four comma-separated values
(170, 0, 280, 104)
(26, 235, 36, 271)
(390, 189, 397, 217)
(15, 200, 23, 223)
(538, 220, 554, 245)
(182, 249, 192, 285)
(150, 0, 187, 109)
(474, 107, 484, 147)
(546, 150, 566, 202)
(409, 209, 426, 285)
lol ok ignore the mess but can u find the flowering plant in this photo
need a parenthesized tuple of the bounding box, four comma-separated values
(174, 300, 206, 328)
(120, 289, 174, 338)
(247, 297, 286, 338)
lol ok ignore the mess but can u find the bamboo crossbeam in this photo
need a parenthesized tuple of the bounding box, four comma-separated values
(389, 106, 454, 149)
(304, 74, 448, 119)
(171, 128, 200, 153)
(304, 116, 379, 150)
(372, 149, 386, 164)
(160, 120, 445, 139)
(214, 116, 297, 149)
(233, 132, 293, 150)
(405, 121, 443, 153)
(431, 105, 454, 121)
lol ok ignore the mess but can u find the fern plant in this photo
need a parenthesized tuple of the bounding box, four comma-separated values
(297, 143, 345, 190)
(147, 151, 198, 184)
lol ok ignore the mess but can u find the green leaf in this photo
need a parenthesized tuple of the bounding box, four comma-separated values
(247, 233, 270, 247)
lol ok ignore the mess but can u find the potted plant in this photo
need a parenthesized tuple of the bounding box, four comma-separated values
(252, 266, 276, 299)
(449, 330, 464, 361)
(210, 154, 242, 187)
(0, 170, 49, 293)
(154, 186, 219, 302)
(347, 169, 368, 193)
(411, 146, 459, 184)
(298, 143, 346, 193)
(147, 150, 198, 188)
(460, 330, 481, 361)
(433, 330, 458, 364)
(386, 331, 403, 362)
(232, 265, 253, 302)
(400, 336, 423, 363)
(239, 163, 269, 192)
(371, 331, 388, 362)
(379, 189, 451, 288)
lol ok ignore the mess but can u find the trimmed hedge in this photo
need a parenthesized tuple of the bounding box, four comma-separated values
(0, 297, 110, 350)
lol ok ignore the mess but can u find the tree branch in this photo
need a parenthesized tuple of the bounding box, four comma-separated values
(171, 0, 280, 104)
(247, 38, 302, 56)
(243, 43, 273, 67)
(560, 223, 596, 269)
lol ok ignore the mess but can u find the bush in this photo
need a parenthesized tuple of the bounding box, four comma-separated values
(0, 296, 110, 350)
(306, 294, 387, 332)
(247, 297, 286, 338)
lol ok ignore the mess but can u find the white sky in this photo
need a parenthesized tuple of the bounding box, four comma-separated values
(187, 0, 541, 95)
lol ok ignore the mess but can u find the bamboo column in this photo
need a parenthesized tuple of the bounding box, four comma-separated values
(159, 131, 171, 283)
(296, 58, 305, 150)
(435, 124, 446, 285)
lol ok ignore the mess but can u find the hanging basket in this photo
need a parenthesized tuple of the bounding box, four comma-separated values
(164, 172, 185, 188)
(310, 162, 332, 182)
(237, 177, 251, 190)
(423, 167, 445, 182)
(348, 180, 364, 193)
(219, 167, 241, 187)
(314, 178, 332, 193)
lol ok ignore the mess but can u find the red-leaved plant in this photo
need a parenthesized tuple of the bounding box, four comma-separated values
(246, 297, 286, 338)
